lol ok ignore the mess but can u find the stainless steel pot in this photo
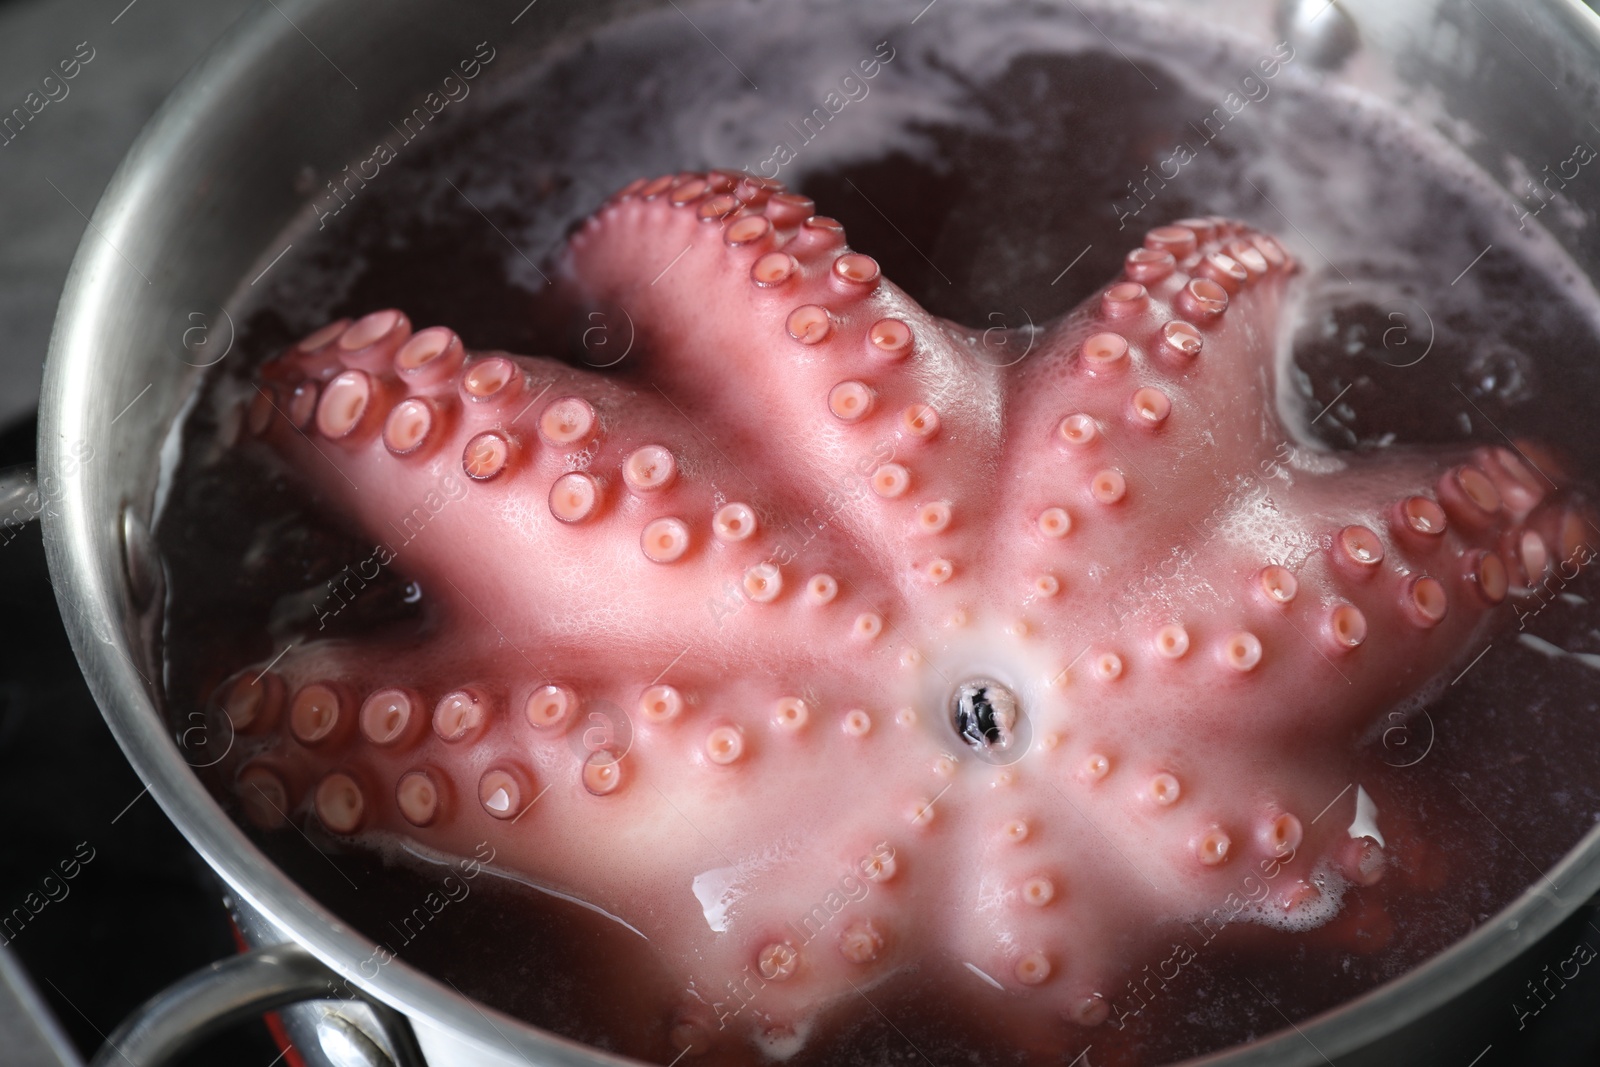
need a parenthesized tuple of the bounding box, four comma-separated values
(35, 0, 1600, 1064)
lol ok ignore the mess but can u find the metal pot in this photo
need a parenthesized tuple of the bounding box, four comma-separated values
(35, 0, 1600, 1064)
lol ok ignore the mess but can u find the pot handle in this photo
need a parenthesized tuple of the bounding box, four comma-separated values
(90, 942, 426, 1067)
(0, 465, 39, 532)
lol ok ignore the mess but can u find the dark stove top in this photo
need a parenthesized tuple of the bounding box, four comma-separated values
(4, 1, 1600, 1065)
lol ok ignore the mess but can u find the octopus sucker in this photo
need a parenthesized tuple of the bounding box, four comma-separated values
(218, 168, 1594, 1060)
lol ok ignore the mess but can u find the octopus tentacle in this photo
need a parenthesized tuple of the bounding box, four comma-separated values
(560, 173, 1002, 596)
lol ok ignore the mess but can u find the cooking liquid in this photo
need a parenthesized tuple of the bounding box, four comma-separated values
(155, 1, 1600, 1063)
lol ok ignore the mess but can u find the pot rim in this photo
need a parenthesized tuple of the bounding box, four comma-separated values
(36, 1, 1600, 1064)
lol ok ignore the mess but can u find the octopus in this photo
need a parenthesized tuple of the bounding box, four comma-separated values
(212, 169, 1590, 1062)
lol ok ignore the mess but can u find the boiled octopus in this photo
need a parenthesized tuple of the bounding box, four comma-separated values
(215, 169, 1589, 1061)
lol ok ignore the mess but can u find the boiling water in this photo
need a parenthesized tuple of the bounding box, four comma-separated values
(155, 1, 1600, 1063)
